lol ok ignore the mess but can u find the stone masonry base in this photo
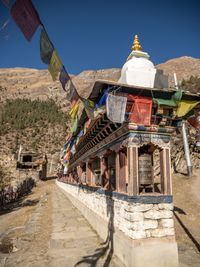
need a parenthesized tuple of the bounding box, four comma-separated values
(56, 180, 179, 267)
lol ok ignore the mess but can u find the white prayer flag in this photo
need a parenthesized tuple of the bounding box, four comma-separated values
(106, 94, 127, 123)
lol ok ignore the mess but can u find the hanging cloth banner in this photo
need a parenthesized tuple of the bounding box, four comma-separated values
(96, 89, 109, 108)
(80, 97, 95, 110)
(48, 50, 62, 81)
(106, 94, 127, 123)
(69, 101, 80, 120)
(83, 119, 91, 134)
(71, 121, 78, 134)
(40, 28, 54, 64)
(154, 90, 183, 107)
(187, 115, 200, 129)
(80, 96, 95, 119)
(70, 90, 80, 107)
(176, 100, 200, 117)
(10, 0, 41, 41)
(59, 66, 70, 91)
(64, 151, 71, 161)
(128, 95, 152, 125)
(65, 79, 79, 107)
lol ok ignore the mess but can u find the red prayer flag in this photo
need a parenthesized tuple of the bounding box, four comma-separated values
(188, 115, 200, 129)
(10, 0, 41, 41)
(128, 95, 152, 125)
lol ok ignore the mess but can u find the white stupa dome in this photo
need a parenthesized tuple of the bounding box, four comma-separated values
(118, 35, 168, 89)
(121, 56, 155, 72)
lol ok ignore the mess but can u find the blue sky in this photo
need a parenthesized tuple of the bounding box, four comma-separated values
(0, 0, 200, 74)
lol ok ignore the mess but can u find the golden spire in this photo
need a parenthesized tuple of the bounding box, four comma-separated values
(131, 35, 142, 51)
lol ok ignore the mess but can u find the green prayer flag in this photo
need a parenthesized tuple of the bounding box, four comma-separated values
(80, 97, 95, 109)
(154, 90, 183, 107)
(71, 116, 78, 133)
(40, 28, 54, 64)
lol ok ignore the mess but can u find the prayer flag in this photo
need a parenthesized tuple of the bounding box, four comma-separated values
(188, 115, 200, 129)
(80, 97, 95, 109)
(80, 97, 95, 119)
(106, 94, 127, 123)
(176, 100, 200, 117)
(65, 79, 79, 105)
(85, 108, 95, 120)
(48, 50, 62, 81)
(59, 66, 70, 91)
(69, 101, 80, 119)
(71, 117, 78, 133)
(83, 119, 91, 134)
(71, 144, 76, 155)
(128, 95, 152, 125)
(154, 90, 183, 107)
(96, 89, 109, 108)
(64, 151, 70, 161)
(70, 90, 80, 107)
(94, 106, 106, 118)
(40, 28, 54, 64)
(10, 0, 40, 41)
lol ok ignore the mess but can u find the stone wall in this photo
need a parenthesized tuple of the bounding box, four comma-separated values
(57, 181, 179, 267)
(56, 181, 175, 241)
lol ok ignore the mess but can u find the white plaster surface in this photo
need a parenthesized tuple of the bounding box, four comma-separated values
(118, 51, 168, 89)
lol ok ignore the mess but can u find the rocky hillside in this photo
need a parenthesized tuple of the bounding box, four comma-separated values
(0, 56, 199, 176)
(156, 56, 200, 89)
(0, 68, 66, 107)
(0, 56, 199, 104)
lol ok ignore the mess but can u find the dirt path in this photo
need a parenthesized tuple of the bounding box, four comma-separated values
(0, 180, 121, 267)
(0, 181, 53, 267)
(173, 169, 200, 267)
(0, 174, 200, 267)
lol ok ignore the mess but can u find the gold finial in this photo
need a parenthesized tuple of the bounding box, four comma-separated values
(131, 35, 142, 51)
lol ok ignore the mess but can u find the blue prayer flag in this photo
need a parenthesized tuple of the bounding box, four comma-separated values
(59, 66, 70, 91)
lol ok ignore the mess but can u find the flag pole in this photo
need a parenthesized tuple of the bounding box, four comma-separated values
(181, 121, 192, 176)
(174, 74, 193, 176)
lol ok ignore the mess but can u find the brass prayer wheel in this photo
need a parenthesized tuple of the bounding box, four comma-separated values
(138, 153, 153, 185)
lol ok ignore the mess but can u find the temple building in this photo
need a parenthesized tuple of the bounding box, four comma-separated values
(57, 35, 200, 267)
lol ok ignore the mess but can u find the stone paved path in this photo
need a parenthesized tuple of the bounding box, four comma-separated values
(47, 186, 122, 267)
(0, 181, 122, 267)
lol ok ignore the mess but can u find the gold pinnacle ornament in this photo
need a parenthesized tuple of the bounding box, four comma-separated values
(131, 35, 142, 51)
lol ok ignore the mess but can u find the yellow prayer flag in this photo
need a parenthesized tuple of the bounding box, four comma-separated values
(176, 100, 200, 117)
(48, 50, 62, 81)
(69, 101, 80, 119)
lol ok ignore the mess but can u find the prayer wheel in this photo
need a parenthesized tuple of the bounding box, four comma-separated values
(138, 153, 153, 185)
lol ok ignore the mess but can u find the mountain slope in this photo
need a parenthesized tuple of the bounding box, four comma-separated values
(156, 56, 200, 88)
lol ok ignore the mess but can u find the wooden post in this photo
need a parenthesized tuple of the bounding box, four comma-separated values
(166, 148, 172, 195)
(100, 156, 104, 187)
(127, 146, 139, 196)
(118, 150, 127, 193)
(160, 148, 172, 195)
(86, 162, 92, 186)
(115, 152, 120, 192)
(101, 157, 109, 189)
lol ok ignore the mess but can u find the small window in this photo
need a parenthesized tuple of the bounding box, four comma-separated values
(22, 155, 32, 163)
